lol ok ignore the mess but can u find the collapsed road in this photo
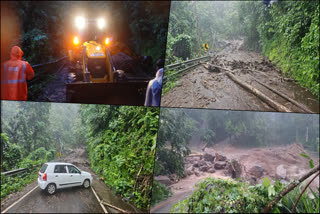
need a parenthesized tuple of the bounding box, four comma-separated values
(161, 39, 319, 113)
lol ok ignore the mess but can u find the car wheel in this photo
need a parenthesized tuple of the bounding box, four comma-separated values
(83, 179, 90, 189)
(46, 183, 56, 195)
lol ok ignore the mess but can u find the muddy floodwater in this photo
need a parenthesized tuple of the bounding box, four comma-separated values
(162, 40, 319, 113)
(152, 141, 319, 213)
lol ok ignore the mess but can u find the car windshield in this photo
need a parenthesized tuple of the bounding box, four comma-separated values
(39, 164, 48, 173)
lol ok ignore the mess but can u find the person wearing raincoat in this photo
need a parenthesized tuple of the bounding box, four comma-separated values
(144, 59, 164, 107)
(1, 46, 34, 101)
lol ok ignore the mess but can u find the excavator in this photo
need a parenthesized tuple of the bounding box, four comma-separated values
(66, 16, 153, 105)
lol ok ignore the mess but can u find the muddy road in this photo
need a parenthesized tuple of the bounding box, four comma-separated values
(161, 39, 319, 113)
(5, 185, 103, 213)
(1, 148, 142, 213)
(34, 62, 75, 102)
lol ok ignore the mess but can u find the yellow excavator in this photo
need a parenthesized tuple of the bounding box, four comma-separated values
(66, 16, 152, 105)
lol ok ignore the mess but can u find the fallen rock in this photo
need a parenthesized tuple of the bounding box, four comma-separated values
(194, 170, 201, 177)
(203, 153, 215, 162)
(276, 164, 287, 180)
(215, 153, 227, 161)
(214, 161, 227, 170)
(200, 165, 209, 172)
(248, 165, 264, 178)
(208, 168, 216, 173)
(225, 159, 242, 179)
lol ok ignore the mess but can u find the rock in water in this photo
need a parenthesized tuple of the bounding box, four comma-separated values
(200, 165, 209, 172)
(215, 153, 227, 161)
(248, 165, 264, 178)
(203, 153, 215, 162)
(214, 161, 227, 170)
(208, 168, 216, 173)
(276, 164, 287, 180)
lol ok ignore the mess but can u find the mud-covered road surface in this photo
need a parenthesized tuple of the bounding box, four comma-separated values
(5, 185, 103, 213)
(2, 148, 142, 213)
(161, 39, 319, 113)
(35, 63, 74, 102)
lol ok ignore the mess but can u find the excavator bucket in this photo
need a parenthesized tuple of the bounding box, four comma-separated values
(66, 81, 149, 105)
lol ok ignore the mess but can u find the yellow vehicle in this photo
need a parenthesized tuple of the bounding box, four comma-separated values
(66, 16, 152, 105)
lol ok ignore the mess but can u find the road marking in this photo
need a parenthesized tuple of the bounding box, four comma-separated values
(91, 186, 108, 213)
(1, 185, 39, 213)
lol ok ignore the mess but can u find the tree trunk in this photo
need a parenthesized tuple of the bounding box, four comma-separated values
(206, 63, 292, 112)
(263, 164, 320, 213)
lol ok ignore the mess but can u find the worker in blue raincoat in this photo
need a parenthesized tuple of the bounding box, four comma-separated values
(144, 59, 164, 107)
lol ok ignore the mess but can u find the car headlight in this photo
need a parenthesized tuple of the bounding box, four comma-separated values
(97, 18, 105, 29)
(75, 16, 85, 30)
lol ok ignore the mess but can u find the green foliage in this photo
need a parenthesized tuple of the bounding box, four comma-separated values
(155, 108, 195, 178)
(1, 171, 38, 200)
(239, 1, 319, 97)
(79, 105, 159, 209)
(280, 185, 320, 213)
(171, 177, 269, 213)
(161, 68, 183, 96)
(0, 136, 55, 200)
(1, 133, 22, 171)
(150, 180, 172, 207)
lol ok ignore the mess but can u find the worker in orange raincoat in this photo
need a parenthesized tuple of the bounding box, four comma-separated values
(1, 46, 34, 101)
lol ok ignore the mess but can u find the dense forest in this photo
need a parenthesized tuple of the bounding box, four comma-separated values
(152, 108, 319, 212)
(165, 1, 319, 97)
(1, 101, 159, 209)
(1, 1, 170, 65)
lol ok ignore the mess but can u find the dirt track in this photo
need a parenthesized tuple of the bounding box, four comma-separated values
(161, 40, 319, 113)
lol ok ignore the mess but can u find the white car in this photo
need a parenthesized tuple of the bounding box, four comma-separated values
(38, 162, 93, 195)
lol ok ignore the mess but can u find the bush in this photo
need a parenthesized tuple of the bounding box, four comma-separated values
(171, 177, 268, 213)
(151, 180, 172, 206)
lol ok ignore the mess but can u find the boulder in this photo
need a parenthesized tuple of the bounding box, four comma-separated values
(215, 153, 227, 161)
(208, 168, 216, 173)
(200, 165, 209, 172)
(194, 169, 201, 177)
(193, 162, 199, 167)
(203, 153, 215, 162)
(186, 166, 194, 176)
(198, 160, 208, 167)
(214, 161, 227, 170)
(276, 164, 287, 180)
(248, 165, 264, 178)
(225, 159, 242, 179)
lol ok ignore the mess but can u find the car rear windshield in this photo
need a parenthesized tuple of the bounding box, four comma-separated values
(39, 164, 48, 173)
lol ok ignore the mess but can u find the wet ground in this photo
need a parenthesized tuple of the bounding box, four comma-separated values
(161, 39, 319, 113)
(1, 148, 142, 213)
(35, 63, 74, 102)
(6, 185, 103, 213)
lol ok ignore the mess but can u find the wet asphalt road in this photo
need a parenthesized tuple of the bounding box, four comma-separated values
(6, 185, 103, 213)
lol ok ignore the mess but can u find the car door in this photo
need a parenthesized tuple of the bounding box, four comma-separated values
(53, 165, 70, 189)
(66, 165, 83, 187)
